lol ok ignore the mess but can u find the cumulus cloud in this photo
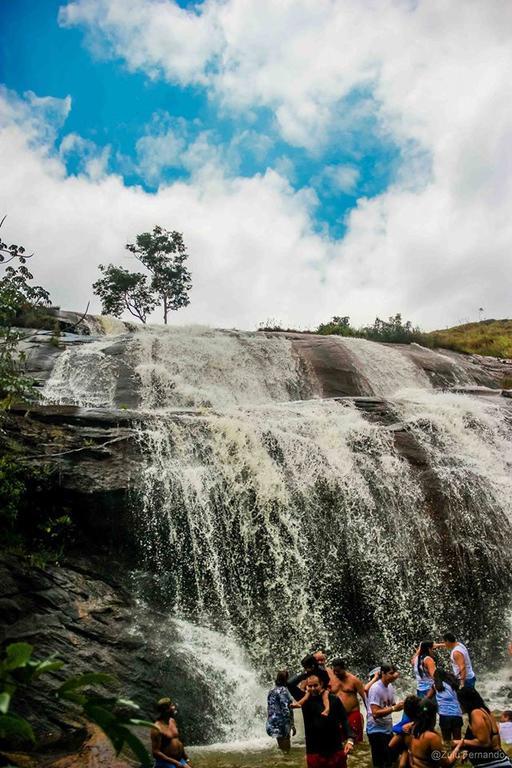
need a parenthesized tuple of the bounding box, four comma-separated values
(60, 133, 111, 179)
(58, 0, 222, 85)
(0, 86, 71, 146)
(319, 165, 360, 195)
(0, 87, 331, 329)
(2, 2, 512, 329)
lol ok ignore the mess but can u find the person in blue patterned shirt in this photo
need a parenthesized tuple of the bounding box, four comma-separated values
(266, 670, 296, 752)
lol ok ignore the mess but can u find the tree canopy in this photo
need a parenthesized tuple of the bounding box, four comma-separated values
(0, 219, 51, 406)
(93, 264, 156, 324)
(93, 226, 192, 324)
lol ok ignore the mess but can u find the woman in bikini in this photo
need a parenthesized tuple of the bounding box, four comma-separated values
(455, 687, 511, 768)
(408, 699, 461, 768)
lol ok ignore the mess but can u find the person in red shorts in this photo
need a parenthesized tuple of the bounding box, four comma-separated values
(329, 658, 367, 743)
(288, 673, 354, 768)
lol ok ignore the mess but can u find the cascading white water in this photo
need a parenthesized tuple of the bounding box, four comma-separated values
(43, 325, 512, 741)
(131, 326, 315, 409)
(172, 619, 267, 744)
(332, 337, 433, 396)
(43, 339, 120, 407)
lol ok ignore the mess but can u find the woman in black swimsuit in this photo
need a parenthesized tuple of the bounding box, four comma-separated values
(456, 687, 511, 768)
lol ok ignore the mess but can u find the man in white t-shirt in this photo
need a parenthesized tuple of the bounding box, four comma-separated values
(366, 664, 404, 768)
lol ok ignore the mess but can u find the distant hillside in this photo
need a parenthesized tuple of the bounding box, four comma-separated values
(427, 319, 512, 359)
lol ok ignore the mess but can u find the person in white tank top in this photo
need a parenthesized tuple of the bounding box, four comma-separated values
(411, 641, 436, 697)
(440, 631, 476, 687)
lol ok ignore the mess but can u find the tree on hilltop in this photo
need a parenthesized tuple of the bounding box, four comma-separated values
(126, 226, 192, 324)
(93, 264, 156, 324)
(93, 227, 192, 324)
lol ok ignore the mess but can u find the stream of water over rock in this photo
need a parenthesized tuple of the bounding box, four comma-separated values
(43, 325, 512, 748)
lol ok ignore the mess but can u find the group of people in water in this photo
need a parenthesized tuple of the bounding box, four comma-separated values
(147, 632, 511, 768)
(266, 632, 512, 768)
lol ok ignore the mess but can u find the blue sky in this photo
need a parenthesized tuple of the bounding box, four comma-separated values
(0, 0, 401, 239)
(0, 1, 509, 330)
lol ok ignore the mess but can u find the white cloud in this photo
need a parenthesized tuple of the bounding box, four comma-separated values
(0, 87, 332, 329)
(60, 132, 111, 179)
(0, 86, 71, 146)
(58, 0, 222, 85)
(320, 165, 360, 195)
(3, 2, 512, 329)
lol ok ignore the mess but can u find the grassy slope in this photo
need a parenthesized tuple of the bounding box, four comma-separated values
(426, 318, 512, 358)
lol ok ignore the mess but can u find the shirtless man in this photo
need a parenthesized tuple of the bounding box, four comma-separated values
(329, 658, 367, 743)
(151, 698, 192, 768)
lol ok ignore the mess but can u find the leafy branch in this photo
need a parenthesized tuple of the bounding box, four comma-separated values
(0, 643, 152, 767)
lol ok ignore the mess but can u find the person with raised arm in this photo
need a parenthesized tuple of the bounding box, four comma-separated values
(438, 631, 476, 688)
(411, 642, 436, 698)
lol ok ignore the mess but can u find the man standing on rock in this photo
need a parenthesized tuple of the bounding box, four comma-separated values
(288, 673, 355, 768)
(329, 658, 367, 744)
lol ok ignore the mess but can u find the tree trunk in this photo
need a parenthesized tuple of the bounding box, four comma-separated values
(163, 296, 168, 325)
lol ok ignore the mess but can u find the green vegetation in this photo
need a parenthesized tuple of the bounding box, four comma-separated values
(94, 225, 192, 324)
(0, 220, 70, 563)
(0, 642, 152, 767)
(0, 452, 73, 563)
(260, 314, 512, 360)
(0, 220, 51, 408)
(425, 319, 512, 359)
(316, 313, 425, 344)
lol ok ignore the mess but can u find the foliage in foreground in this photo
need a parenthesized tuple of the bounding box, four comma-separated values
(0, 642, 152, 767)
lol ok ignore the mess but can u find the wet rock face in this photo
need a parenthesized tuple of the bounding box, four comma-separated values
(0, 555, 153, 750)
(4, 405, 140, 494)
(0, 555, 231, 755)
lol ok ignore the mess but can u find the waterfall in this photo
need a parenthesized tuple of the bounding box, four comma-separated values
(42, 325, 512, 741)
(43, 339, 120, 407)
(332, 337, 433, 395)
